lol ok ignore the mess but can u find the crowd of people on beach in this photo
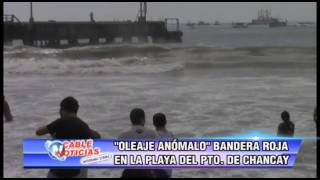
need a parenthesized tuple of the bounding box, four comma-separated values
(3, 96, 318, 178)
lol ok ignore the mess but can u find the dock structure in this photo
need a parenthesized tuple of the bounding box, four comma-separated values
(3, 2, 183, 48)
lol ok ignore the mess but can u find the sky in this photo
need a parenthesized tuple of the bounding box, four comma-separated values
(3, 2, 317, 23)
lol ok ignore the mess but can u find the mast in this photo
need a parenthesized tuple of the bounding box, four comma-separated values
(138, 2, 147, 22)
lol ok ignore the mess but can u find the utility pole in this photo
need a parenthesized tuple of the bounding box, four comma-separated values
(143, 2, 147, 19)
(27, 2, 35, 46)
(29, 2, 34, 23)
(137, 2, 148, 43)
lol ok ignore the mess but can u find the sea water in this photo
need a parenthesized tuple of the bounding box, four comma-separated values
(3, 24, 317, 178)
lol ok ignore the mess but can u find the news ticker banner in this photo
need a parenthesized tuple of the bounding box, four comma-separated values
(24, 132, 302, 168)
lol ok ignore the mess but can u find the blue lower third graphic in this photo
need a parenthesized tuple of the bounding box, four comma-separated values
(23, 135, 302, 168)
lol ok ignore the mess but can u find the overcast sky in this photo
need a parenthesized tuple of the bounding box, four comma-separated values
(3, 2, 317, 23)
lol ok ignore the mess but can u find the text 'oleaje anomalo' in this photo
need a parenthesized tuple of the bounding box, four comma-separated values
(114, 140, 289, 151)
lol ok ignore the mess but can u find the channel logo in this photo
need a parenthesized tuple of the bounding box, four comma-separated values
(45, 140, 67, 161)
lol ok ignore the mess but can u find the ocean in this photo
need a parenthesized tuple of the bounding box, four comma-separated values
(3, 24, 317, 178)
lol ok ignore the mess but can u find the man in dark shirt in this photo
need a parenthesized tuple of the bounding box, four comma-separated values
(277, 111, 295, 137)
(35, 96, 101, 178)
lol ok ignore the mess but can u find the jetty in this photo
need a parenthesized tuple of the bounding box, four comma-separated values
(3, 2, 183, 48)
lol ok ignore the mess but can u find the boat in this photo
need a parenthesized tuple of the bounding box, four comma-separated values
(298, 21, 315, 25)
(297, 22, 315, 27)
(269, 19, 287, 28)
(197, 21, 210, 26)
(249, 9, 287, 28)
(213, 21, 221, 26)
(232, 22, 248, 28)
(249, 9, 276, 25)
(186, 21, 196, 29)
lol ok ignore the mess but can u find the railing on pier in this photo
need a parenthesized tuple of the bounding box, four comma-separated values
(3, 14, 21, 23)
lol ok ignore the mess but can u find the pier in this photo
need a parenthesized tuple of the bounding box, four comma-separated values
(3, 2, 183, 48)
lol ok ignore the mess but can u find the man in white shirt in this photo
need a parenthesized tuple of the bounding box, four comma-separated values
(153, 112, 175, 178)
(153, 113, 174, 139)
(118, 108, 159, 178)
(118, 108, 159, 139)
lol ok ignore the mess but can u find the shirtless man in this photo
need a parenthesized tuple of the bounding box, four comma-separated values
(277, 111, 295, 137)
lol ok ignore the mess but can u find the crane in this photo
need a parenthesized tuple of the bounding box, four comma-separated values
(137, 2, 147, 23)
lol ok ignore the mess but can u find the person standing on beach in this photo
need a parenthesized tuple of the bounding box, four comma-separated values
(118, 108, 159, 139)
(90, 12, 95, 23)
(153, 112, 174, 178)
(153, 113, 174, 139)
(277, 111, 295, 137)
(35, 96, 101, 178)
(314, 106, 317, 126)
(3, 96, 13, 122)
(118, 108, 159, 178)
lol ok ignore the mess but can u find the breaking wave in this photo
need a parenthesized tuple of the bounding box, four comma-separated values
(3, 44, 316, 76)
